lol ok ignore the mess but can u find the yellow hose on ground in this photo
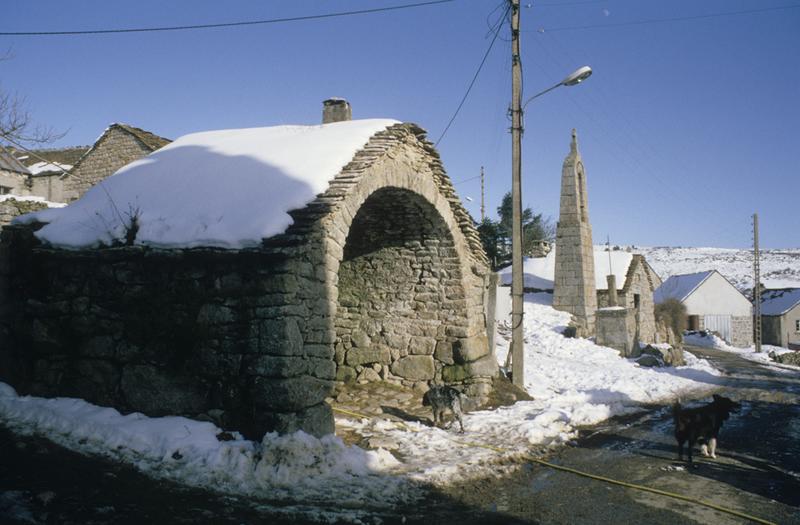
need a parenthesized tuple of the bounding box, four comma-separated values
(332, 407, 777, 525)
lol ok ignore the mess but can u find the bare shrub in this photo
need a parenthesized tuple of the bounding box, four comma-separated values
(655, 298, 687, 339)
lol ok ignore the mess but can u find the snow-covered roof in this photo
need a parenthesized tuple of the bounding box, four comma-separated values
(497, 248, 634, 290)
(26, 161, 72, 175)
(654, 271, 713, 304)
(15, 119, 400, 249)
(760, 288, 800, 316)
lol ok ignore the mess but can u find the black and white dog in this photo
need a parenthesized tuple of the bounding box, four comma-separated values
(673, 394, 741, 465)
(423, 385, 466, 432)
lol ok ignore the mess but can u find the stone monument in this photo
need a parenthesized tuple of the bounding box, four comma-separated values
(553, 130, 597, 335)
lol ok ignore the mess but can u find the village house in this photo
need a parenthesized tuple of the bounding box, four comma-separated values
(654, 270, 753, 347)
(0, 100, 496, 440)
(760, 288, 800, 349)
(0, 147, 30, 196)
(62, 123, 170, 201)
(498, 247, 661, 352)
(12, 145, 89, 202)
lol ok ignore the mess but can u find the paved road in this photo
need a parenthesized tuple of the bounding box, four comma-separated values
(2, 347, 798, 524)
(443, 346, 800, 524)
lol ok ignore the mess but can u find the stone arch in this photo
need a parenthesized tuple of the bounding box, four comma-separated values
(307, 124, 495, 400)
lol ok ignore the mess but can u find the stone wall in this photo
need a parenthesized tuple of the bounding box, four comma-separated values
(333, 187, 492, 396)
(0, 169, 27, 196)
(0, 122, 494, 438)
(0, 198, 49, 228)
(0, 224, 334, 440)
(63, 127, 153, 202)
(730, 315, 753, 348)
(596, 307, 634, 355)
(28, 173, 64, 203)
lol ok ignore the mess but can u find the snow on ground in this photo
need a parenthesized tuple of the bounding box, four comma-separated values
(15, 119, 398, 250)
(685, 331, 798, 370)
(0, 293, 726, 513)
(0, 382, 411, 510)
(636, 246, 800, 291)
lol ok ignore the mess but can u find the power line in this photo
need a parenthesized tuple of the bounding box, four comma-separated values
(530, 4, 800, 32)
(452, 173, 483, 184)
(435, 3, 510, 147)
(0, 0, 456, 37)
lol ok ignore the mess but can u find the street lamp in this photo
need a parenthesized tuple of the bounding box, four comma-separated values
(509, 63, 592, 388)
(523, 66, 593, 110)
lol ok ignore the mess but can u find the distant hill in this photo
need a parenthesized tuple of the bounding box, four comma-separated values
(628, 246, 800, 293)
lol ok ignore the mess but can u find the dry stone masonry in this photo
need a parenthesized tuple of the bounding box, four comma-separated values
(0, 120, 495, 439)
(63, 124, 170, 202)
(553, 130, 597, 336)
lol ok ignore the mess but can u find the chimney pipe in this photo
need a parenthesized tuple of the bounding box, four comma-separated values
(322, 98, 351, 124)
(606, 274, 618, 306)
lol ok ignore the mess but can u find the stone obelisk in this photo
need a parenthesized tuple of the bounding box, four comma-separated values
(553, 130, 597, 335)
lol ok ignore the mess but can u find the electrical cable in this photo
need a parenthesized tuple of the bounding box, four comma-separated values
(434, 3, 510, 147)
(0, 0, 456, 37)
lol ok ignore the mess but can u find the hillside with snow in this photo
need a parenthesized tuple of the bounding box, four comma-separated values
(627, 246, 800, 292)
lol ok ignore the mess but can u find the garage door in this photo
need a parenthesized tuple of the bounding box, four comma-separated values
(704, 315, 732, 343)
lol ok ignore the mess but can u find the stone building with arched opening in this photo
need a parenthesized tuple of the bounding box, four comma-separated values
(0, 103, 495, 440)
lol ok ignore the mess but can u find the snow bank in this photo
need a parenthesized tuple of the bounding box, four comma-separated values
(0, 383, 408, 506)
(16, 119, 399, 249)
(685, 330, 798, 369)
(342, 293, 722, 485)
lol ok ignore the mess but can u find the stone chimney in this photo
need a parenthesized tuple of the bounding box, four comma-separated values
(606, 274, 618, 306)
(322, 98, 351, 124)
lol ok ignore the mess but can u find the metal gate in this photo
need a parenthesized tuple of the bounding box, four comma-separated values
(704, 315, 732, 343)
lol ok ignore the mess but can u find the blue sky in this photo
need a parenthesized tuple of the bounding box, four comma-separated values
(2, 0, 798, 248)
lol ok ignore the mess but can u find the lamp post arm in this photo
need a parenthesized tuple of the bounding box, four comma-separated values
(521, 82, 562, 111)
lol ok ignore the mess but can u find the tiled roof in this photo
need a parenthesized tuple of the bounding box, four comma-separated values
(14, 146, 90, 168)
(0, 147, 30, 175)
(113, 124, 171, 151)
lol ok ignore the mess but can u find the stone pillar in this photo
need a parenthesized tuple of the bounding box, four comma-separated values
(606, 275, 618, 306)
(322, 98, 352, 124)
(553, 130, 597, 335)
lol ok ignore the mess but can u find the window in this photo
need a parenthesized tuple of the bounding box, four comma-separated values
(796, 319, 800, 333)
(0, 186, 12, 195)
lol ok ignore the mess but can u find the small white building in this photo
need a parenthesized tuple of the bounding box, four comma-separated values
(760, 288, 800, 349)
(654, 270, 753, 347)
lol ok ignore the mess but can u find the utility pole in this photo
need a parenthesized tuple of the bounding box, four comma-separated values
(753, 213, 762, 352)
(480, 166, 486, 222)
(510, 0, 525, 387)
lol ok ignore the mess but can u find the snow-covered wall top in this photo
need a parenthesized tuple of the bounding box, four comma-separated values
(26, 161, 72, 175)
(15, 119, 399, 249)
(498, 248, 633, 290)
